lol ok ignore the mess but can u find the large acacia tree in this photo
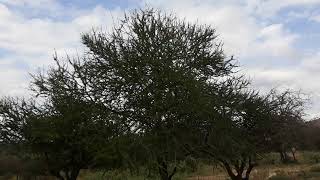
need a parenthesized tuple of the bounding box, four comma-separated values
(79, 8, 235, 180)
(0, 8, 235, 180)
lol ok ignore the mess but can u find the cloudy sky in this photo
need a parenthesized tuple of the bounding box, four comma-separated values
(0, 0, 320, 118)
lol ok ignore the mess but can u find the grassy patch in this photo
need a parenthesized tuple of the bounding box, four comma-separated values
(268, 174, 292, 180)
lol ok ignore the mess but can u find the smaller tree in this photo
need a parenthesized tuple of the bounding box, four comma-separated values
(301, 118, 320, 151)
(267, 90, 306, 163)
(197, 77, 275, 180)
(0, 57, 122, 180)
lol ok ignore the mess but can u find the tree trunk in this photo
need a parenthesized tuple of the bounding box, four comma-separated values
(279, 151, 290, 163)
(222, 159, 255, 180)
(222, 161, 240, 180)
(243, 159, 255, 180)
(291, 147, 297, 162)
(65, 168, 80, 180)
(157, 158, 177, 180)
(158, 165, 176, 180)
(49, 170, 65, 180)
(56, 175, 65, 180)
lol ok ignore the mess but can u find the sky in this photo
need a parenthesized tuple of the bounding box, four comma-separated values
(0, 0, 320, 119)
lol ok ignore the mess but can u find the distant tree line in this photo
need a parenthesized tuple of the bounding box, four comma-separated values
(0, 8, 311, 180)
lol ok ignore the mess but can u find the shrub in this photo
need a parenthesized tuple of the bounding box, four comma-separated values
(301, 151, 320, 164)
(185, 156, 198, 172)
(260, 153, 280, 165)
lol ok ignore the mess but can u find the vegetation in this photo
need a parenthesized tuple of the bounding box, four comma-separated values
(0, 8, 318, 180)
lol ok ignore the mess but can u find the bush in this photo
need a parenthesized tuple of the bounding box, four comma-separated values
(260, 153, 280, 165)
(185, 156, 198, 172)
(301, 151, 320, 164)
(0, 155, 23, 175)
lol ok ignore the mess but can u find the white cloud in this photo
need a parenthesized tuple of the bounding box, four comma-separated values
(141, 0, 299, 61)
(0, 0, 61, 10)
(310, 14, 320, 22)
(0, 0, 64, 17)
(287, 10, 311, 19)
(72, 6, 123, 31)
(0, 0, 56, 6)
(0, 3, 10, 18)
(257, 24, 299, 58)
(301, 52, 320, 71)
(246, 0, 320, 18)
(0, 3, 123, 63)
(244, 51, 320, 118)
(0, 66, 29, 97)
(140, 0, 318, 118)
(0, 2, 122, 97)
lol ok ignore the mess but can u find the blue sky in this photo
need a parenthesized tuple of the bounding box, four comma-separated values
(0, 0, 320, 118)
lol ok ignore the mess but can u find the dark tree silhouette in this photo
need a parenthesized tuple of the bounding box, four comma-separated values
(267, 90, 306, 163)
(192, 77, 273, 180)
(80, 8, 235, 180)
(0, 57, 122, 180)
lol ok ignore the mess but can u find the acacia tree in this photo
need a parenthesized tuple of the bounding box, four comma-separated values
(0, 8, 236, 180)
(301, 118, 320, 158)
(0, 97, 32, 144)
(0, 57, 122, 180)
(191, 77, 273, 180)
(79, 8, 235, 180)
(196, 84, 306, 180)
(267, 90, 306, 163)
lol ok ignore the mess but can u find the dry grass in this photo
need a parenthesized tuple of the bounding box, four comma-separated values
(4, 152, 320, 180)
(188, 164, 320, 180)
(186, 151, 320, 180)
(2, 164, 319, 180)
